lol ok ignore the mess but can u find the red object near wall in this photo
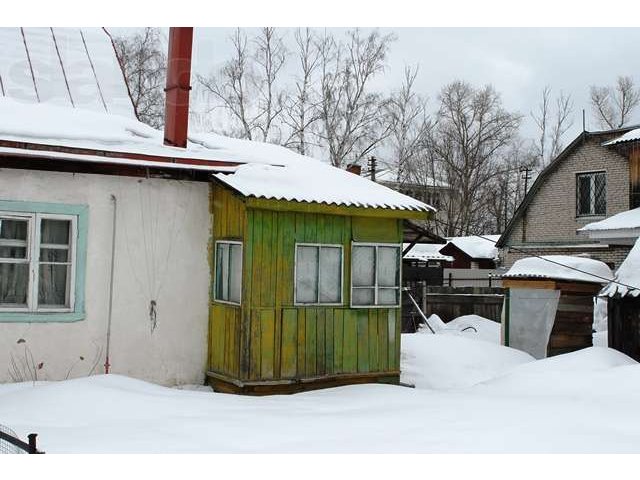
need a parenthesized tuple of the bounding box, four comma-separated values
(163, 27, 194, 149)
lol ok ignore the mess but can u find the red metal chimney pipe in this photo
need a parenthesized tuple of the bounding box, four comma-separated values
(163, 27, 194, 149)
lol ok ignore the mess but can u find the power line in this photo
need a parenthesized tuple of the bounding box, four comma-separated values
(430, 217, 640, 293)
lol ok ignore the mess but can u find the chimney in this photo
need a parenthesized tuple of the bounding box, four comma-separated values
(163, 27, 194, 148)
(346, 163, 362, 176)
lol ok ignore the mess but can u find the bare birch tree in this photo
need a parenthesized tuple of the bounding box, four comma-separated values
(282, 28, 321, 155)
(384, 65, 432, 185)
(590, 75, 640, 129)
(197, 28, 287, 141)
(531, 86, 574, 166)
(316, 29, 396, 168)
(112, 28, 166, 128)
(430, 81, 522, 236)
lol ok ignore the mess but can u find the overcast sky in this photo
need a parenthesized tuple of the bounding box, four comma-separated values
(115, 27, 640, 142)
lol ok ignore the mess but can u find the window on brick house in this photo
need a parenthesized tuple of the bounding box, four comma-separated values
(576, 171, 606, 216)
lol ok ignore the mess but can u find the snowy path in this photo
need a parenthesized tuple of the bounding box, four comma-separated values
(1, 334, 640, 453)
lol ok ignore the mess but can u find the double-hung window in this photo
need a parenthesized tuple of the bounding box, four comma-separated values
(576, 171, 606, 216)
(0, 213, 77, 312)
(295, 244, 343, 305)
(351, 243, 401, 307)
(214, 241, 242, 305)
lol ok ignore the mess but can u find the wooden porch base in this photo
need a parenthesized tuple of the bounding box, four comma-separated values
(206, 370, 401, 395)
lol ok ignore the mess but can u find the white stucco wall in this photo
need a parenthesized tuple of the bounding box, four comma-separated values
(0, 168, 211, 386)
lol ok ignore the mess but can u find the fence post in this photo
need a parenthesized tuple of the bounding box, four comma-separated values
(448, 272, 453, 287)
(27, 433, 37, 454)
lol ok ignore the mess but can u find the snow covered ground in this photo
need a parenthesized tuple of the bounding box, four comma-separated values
(2, 326, 640, 453)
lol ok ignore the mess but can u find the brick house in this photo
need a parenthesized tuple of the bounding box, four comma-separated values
(497, 126, 640, 270)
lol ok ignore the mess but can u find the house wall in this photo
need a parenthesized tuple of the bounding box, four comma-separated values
(502, 138, 630, 268)
(0, 168, 210, 385)
(208, 184, 404, 385)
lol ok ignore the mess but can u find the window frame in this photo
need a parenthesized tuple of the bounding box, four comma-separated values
(293, 242, 344, 306)
(0, 199, 87, 323)
(350, 242, 402, 309)
(0, 211, 78, 313)
(213, 240, 243, 306)
(576, 170, 607, 218)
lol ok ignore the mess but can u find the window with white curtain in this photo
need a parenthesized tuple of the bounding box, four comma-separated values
(0, 212, 76, 312)
(214, 241, 242, 305)
(351, 243, 401, 307)
(295, 244, 343, 305)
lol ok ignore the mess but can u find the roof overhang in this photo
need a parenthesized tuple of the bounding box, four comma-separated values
(578, 227, 640, 245)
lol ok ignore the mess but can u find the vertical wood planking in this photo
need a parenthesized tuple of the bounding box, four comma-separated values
(260, 309, 275, 379)
(316, 309, 326, 375)
(343, 310, 357, 373)
(281, 211, 296, 306)
(261, 211, 274, 307)
(297, 308, 306, 377)
(305, 308, 317, 376)
(388, 309, 397, 370)
(249, 309, 261, 379)
(357, 310, 370, 373)
(325, 308, 334, 375)
(395, 309, 401, 371)
(378, 309, 389, 372)
(251, 211, 263, 309)
(281, 309, 298, 378)
(368, 309, 379, 372)
(334, 309, 344, 373)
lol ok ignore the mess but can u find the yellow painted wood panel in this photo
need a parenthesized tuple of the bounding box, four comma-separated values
(281, 309, 298, 378)
(260, 309, 276, 379)
(357, 310, 370, 373)
(343, 310, 358, 373)
(333, 309, 344, 373)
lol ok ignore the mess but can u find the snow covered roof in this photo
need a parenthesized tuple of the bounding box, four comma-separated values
(0, 98, 434, 213)
(578, 208, 640, 245)
(602, 238, 640, 297)
(403, 243, 453, 262)
(0, 28, 134, 117)
(504, 255, 613, 284)
(603, 127, 640, 146)
(375, 166, 449, 188)
(446, 235, 500, 260)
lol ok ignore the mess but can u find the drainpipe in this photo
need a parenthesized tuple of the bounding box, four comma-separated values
(163, 27, 194, 149)
(104, 194, 117, 374)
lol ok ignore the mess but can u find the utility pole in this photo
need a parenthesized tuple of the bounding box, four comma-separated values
(368, 156, 377, 182)
(520, 166, 532, 196)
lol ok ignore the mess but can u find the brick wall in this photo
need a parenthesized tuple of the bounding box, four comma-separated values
(501, 137, 630, 269)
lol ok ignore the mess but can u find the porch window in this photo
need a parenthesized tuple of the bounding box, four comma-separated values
(214, 241, 242, 305)
(576, 171, 606, 216)
(0, 213, 77, 312)
(351, 243, 401, 307)
(295, 244, 343, 305)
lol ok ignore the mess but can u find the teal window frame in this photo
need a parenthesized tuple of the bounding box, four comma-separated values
(0, 200, 88, 323)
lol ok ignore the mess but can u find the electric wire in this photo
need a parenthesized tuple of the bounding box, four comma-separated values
(429, 217, 640, 293)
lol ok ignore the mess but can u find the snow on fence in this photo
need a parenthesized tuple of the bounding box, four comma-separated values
(0, 425, 43, 454)
(443, 268, 504, 288)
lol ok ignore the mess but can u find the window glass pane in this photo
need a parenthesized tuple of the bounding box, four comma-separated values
(352, 288, 375, 306)
(215, 243, 229, 301)
(38, 264, 68, 307)
(378, 246, 400, 287)
(41, 219, 71, 245)
(40, 248, 69, 262)
(0, 246, 27, 259)
(296, 246, 318, 303)
(594, 173, 607, 215)
(319, 247, 341, 303)
(0, 218, 28, 260)
(229, 244, 242, 303)
(0, 263, 29, 306)
(352, 246, 375, 287)
(578, 175, 591, 215)
(0, 218, 28, 241)
(378, 288, 399, 306)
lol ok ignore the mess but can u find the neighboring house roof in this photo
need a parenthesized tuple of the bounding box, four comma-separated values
(0, 98, 434, 213)
(504, 255, 613, 284)
(578, 206, 640, 244)
(0, 27, 134, 117)
(603, 126, 640, 146)
(375, 166, 449, 189)
(602, 238, 640, 297)
(402, 243, 453, 263)
(445, 235, 500, 260)
(496, 127, 638, 248)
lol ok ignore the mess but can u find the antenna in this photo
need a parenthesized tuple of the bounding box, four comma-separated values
(582, 109, 586, 132)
